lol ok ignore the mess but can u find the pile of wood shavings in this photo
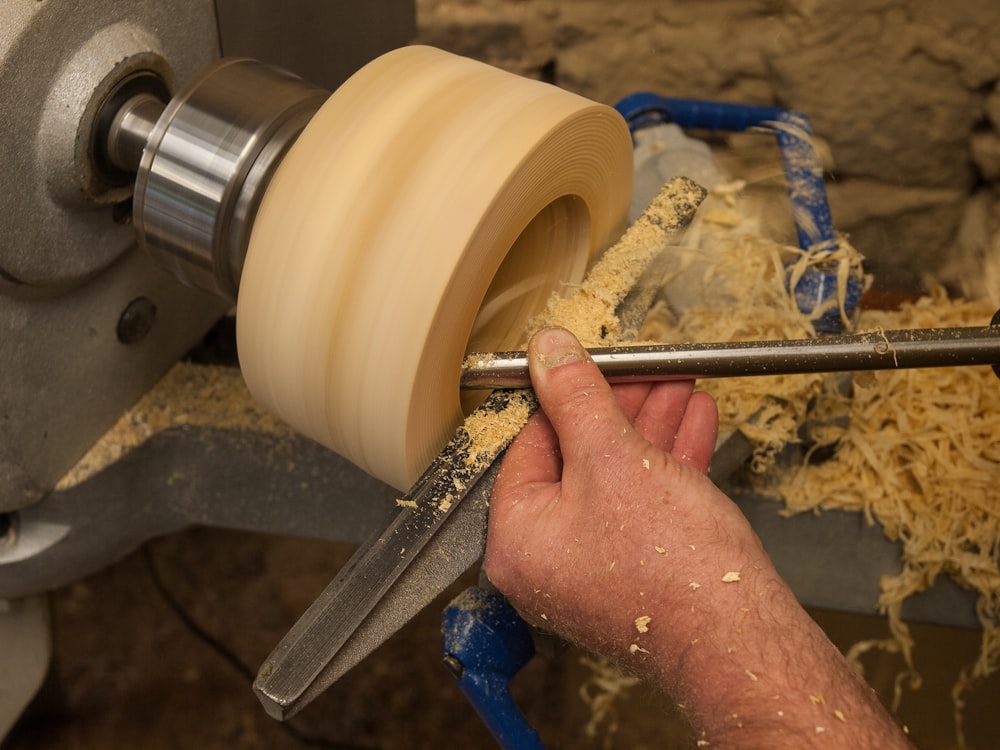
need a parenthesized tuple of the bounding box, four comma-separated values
(775, 289, 1000, 746)
(643, 179, 998, 747)
(641, 226, 864, 474)
(57, 363, 294, 490)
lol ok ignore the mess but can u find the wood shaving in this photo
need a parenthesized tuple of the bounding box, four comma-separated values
(746, 669, 759, 681)
(578, 655, 641, 745)
(776, 289, 1000, 748)
(634, 615, 652, 633)
(722, 571, 742, 583)
(641, 231, 866, 474)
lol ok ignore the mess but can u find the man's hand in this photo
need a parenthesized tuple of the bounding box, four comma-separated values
(485, 326, 914, 749)
(485, 326, 723, 649)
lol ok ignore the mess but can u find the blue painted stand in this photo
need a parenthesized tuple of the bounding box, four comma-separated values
(615, 92, 863, 332)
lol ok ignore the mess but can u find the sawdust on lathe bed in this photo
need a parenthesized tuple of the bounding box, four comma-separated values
(57, 362, 294, 489)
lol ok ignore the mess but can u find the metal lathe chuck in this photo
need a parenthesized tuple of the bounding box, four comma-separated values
(100, 59, 329, 302)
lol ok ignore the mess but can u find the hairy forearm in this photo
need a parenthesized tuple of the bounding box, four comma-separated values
(632, 550, 910, 747)
(547, 475, 912, 748)
(490, 465, 913, 748)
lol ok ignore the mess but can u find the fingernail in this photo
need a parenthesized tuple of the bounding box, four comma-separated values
(533, 327, 588, 369)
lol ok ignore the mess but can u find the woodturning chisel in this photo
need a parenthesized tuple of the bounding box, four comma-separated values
(460, 317, 1000, 389)
(254, 389, 534, 720)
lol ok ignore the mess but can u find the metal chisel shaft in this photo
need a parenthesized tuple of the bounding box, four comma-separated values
(461, 324, 1000, 389)
(253, 389, 535, 720)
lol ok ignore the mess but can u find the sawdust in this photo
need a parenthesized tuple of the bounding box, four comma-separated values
(458, 390, 536, 471)
(529, 177, 707, 346)
(56, 363, 294, 490)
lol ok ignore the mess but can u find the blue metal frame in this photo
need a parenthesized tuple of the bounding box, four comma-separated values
(615, 92, 863, 333)
(442, 586, 546, 750)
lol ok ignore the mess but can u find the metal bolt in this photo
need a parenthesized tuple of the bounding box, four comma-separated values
(117, 296, 157, 344)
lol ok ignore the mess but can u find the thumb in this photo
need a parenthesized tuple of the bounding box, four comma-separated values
(527, 327, 634, 468)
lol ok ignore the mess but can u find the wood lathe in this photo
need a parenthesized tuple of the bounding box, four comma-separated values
(3, 6, 999, 745)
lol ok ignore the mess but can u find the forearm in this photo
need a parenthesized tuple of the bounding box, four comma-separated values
(633, 555, 912, 748)
(554, 492, 913, 749)
(493, 469, 913, 748)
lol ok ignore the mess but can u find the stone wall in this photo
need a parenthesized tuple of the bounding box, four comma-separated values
(416, 0, 1000, 297)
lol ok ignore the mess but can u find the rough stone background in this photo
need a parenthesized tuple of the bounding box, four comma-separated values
(417, 0, 1000, 296)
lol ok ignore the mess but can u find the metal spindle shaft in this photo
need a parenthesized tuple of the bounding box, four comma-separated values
(460, 325, 1000, 389)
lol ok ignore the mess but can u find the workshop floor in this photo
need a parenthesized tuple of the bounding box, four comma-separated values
(4, 527, 998, 750)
